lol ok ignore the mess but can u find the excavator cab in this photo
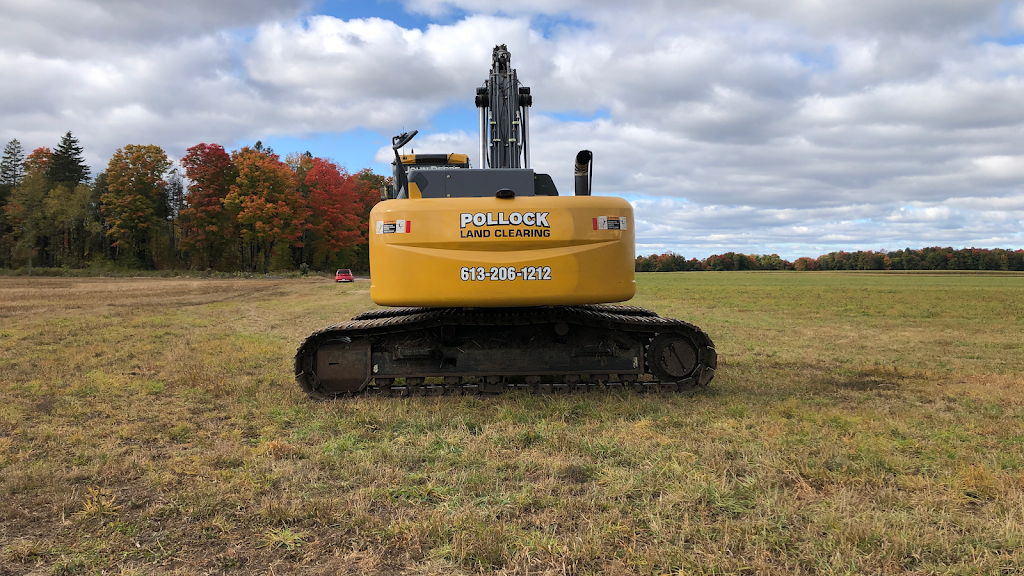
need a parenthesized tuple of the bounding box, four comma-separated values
(389, 135, 556, 200)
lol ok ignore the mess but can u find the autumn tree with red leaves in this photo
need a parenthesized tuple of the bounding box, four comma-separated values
(303, 158, 364, 269)
(23, 147, 52, 178)
(343, 169, 386, 269)
(179, 143, 237, 269)
(224, 146, 308, 272)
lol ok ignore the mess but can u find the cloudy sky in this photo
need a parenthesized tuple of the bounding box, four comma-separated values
(2, 0, 1023, 258)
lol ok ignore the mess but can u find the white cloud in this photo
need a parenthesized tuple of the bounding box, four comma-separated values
(0, 0, 308, 45)
(0, 0, 1022, 257)
(629, 196, 1024, 257)
(244, 15, 542, 131)
(1014, 5, 1024, 29)
(403, 0, 1006, 37)
(972, 155, 1024, 179)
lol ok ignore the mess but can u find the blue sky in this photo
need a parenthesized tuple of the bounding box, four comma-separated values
(314, 0, 462, 30)
(256, 104, 481, 175)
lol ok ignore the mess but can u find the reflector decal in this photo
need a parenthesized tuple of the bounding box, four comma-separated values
(376, 219, 411, 234)
(593, 216, 627, 230)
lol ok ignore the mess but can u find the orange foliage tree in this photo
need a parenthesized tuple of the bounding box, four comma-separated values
(224, 146, 308, 272)
(24, 147, 52, 178)
(793, 257, 817, 271)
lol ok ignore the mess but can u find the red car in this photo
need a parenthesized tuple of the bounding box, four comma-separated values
(335, 269, 354, 283)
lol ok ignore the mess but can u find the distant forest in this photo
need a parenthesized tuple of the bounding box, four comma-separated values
(2, 132, 1021, 275)
(0, 132, 385, 273)
(636, 247, 1024, 272)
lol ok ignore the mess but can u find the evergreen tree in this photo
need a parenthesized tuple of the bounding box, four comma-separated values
(48, 131, 90, 186)
(0, 139, 26, 267)
(1, 138, 26, 200)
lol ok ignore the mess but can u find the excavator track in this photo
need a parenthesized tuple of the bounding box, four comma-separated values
(294, 305, 716, 399)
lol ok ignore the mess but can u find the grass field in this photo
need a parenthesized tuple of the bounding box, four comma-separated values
(1, 272, 1023, 575)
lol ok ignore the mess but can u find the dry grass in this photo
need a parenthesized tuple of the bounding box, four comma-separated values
(1, 272, 1022, 575)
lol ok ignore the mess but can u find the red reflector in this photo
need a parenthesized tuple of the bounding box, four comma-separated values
(406, 220, 411, 233)
(592, 217, 598, 230)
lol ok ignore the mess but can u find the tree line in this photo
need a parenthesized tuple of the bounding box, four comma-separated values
(3, 133, 1020, 275)
(0, 133, 384, 273)
(637, 247, 1024, 272)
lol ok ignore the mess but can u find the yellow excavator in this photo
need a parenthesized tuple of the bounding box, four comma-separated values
(294, 45, 716, 397)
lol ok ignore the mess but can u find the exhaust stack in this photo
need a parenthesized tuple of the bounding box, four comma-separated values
(574, 150, 593, 196)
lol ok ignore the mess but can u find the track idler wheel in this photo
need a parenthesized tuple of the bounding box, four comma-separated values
(481, 376, 505, 395)
(648, 333, 699, 384)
